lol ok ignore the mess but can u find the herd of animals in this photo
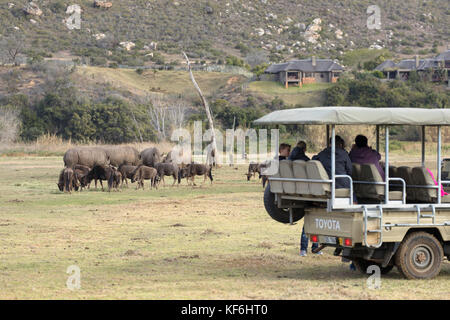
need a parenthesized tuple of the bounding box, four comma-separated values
(57, 146, 214, 193)
(57, 144, 271, 193)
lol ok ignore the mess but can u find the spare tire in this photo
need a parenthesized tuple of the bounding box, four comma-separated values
(263, 185, 304, 224)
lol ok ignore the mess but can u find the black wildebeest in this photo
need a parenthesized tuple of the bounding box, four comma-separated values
(180, 163, 213, 186)
(246, 162, 263, 181)
(108, 169, 122, 191)
(132, 166, 159, 190)
(58, 168, 79, 192)
(85, 165, 117, 191)
(57, 168, 78, 193)
(118, 164, 138, 187)
(73, 164, 91, 190)
(154, 162, 180, 186)
(245, 163, 269, 187)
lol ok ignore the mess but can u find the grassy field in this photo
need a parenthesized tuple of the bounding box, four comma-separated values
(247, 81, 330, 107)
(75, 67, 246, 99)
(1, 156, 450, 300)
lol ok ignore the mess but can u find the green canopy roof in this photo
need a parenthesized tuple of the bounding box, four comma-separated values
(253, 107, 450, 126)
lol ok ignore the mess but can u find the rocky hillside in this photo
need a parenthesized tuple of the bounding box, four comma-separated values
(0, 0, 448, 66)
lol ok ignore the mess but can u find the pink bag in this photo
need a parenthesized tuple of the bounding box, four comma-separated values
(426, 168, 448, 196)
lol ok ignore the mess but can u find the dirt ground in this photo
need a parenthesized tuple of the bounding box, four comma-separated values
(0, 156, 449, 299)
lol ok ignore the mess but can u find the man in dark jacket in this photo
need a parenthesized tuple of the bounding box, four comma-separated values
(312, 135, 352, 189)
(288, 141, 310, 161)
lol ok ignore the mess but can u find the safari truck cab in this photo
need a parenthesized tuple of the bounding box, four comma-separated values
(255, 107, 450, 279)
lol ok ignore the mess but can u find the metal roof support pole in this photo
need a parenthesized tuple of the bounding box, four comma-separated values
(422, 126, 426, 166)
(326, 125, 330, 148)
(331, 125, 336, 209)
(385, 126, 389, 204)
(275, 125, 280, 159)
(376, 125, 380, 153)
(437, 126, 442, 204)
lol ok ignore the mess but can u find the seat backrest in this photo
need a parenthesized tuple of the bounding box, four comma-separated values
(442, 159, 450, 173)
(389, 166, 397, 178)
(306, 160, 330, 196)
(442, 160, 450, 179)
(397, 166, 415, 201)
(269, 172, 283, 193)
(360, 164, 384, 199)
(412, 167, 437, 203)
(279, 160, 296, 194)
(352, 163, 362, 197)
(292, 160, 310, 195)
(268, 162, 283, 194)
(388, 166, 401, 191)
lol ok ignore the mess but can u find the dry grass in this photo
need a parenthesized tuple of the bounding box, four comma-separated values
(0, 156, 449, 299)
(247, 81, 328, 107)
(75, 67, 247, 100)
(0, 135, 174, 157)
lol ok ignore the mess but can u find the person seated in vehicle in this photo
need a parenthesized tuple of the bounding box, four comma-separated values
(349, 134, 384, 180)
(288, 141, 310, 161)
(278, 143, 291, 161)
(312, 135, 352, 189)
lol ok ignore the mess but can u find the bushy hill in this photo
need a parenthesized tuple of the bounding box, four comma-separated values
(0, 0, 448, 66)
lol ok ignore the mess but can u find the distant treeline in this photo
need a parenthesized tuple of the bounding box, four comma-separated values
(0, 89, 156, 143)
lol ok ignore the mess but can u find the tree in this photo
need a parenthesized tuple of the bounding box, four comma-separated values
(0, 33, 25, 66)
(0, 106, 20, 143)
(145, 94, 169, 140)
(183, 52, 217, 165)
(245, 50, 269, 68)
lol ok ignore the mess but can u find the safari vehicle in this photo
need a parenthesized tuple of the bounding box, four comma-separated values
(254, 107, 450, 279)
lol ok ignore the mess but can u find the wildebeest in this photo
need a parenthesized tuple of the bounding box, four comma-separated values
(57, 168, 78, 193)
(85, 165, 117, 190)
(58, 168, 79, 192)
(140, 147, 161, 167)
(132, 166, 159, 190)
(101, 146, 140, 167)
(180, 163, 213, 186)
(73, 164, 91, 190)
(108, 169, 122, 191)
(63, 147, 110, 168)
(261, 175, 268, 188)
(154, 162, 180, 186)
(118, 164, 138, 186)
(246, 162, 262, 181)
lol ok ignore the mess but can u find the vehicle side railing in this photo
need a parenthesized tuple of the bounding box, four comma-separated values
(335, 174, 353, 205)
(268, 176, 406, 206)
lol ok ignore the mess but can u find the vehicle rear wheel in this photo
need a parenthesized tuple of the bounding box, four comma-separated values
(263, 185, 304, 224)
(395, 232, 443, 280)
(352, 259, 394, 275)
